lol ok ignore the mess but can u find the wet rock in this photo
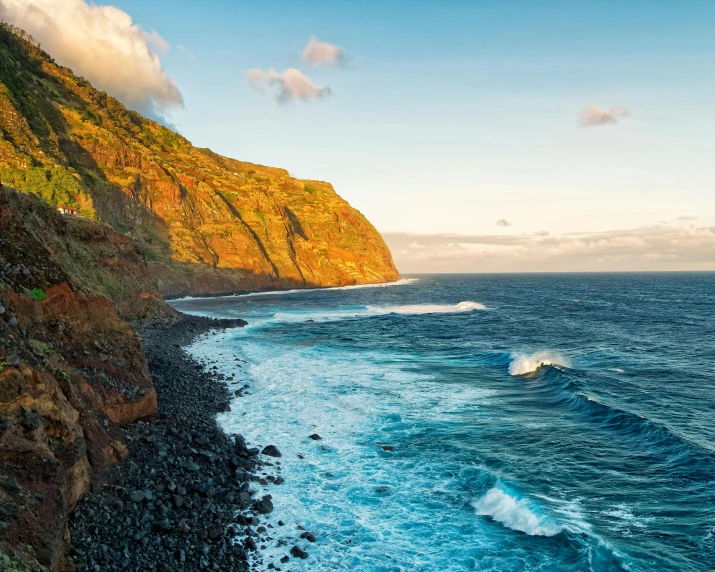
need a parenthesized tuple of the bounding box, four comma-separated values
(194, 434, 210, 446)
(182, 460, 200, 472)
(208, 526, 224, 540)
(67, 315, 271, 572)
(177, 519, 191, 533)
(309, 433, 322, 440)
(300, 531, 316, 543)
(254, 496, 274, 515)
(291, 545, 309, 559)
(261, 445, 281, 457)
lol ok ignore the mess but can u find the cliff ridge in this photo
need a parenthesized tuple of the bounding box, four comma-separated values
(0, 23, 399, 296)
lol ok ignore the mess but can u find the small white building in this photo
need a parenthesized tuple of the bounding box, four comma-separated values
(57, 205, 80, 217)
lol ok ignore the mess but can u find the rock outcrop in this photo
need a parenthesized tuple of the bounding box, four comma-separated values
(0, 189, 163, 569)
(0, 24, 399, 297)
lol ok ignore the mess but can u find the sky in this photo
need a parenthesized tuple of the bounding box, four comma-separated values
(2, 0, 714, 272)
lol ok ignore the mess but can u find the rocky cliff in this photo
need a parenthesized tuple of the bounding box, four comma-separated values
(0, 189, 164, 570)
(0, 24, 399, 297)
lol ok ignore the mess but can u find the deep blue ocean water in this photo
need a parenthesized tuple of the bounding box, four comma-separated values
(171, 273, 715, 571)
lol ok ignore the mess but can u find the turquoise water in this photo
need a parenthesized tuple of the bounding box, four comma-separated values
(172, 274, 715, 571)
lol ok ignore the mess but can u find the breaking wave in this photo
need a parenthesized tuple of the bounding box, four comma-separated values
(473, 487, 563, 537)
(270, 301, 486, 323)
(366, 301, 485, 315)
(509, 351, 570, 376)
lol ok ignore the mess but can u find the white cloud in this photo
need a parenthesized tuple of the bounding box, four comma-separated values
(246, 68, 331, 104)
(496, 219, 512, 227)
(0, 0, 182, 121)
(578, 104, 631, 127)
(383, 225, 715, 273)
(677, 215, 697, 221)
(142, 28, 169, 53)
(302, 36, 348, 67)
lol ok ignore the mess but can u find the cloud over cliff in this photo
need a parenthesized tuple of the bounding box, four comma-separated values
(302, 36, 348, 67)
(0, 0, 182, 120)
(246, 68, 331, 104)
(384, 225, 715, 272)
(578, 104, 631, 127)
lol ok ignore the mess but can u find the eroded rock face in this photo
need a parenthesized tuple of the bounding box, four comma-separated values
(0, 190, 158, 569)
(0, 24, 400, 298)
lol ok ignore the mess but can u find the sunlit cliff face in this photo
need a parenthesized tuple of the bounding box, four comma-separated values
(0, 24, 399, 295)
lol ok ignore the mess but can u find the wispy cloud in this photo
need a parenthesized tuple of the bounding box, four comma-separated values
(302, 36, 348, 67)
(677, 215, 697, 221)
(383, 225, 715, 273)
(578, 104, 631, 127)
(0, 0, 183, 121)
(496, 219, 512, 227)
(176, 44, 195, 63)
(246, 68, 331, 104)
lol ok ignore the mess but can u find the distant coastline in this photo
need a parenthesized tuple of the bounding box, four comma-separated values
(163, 276, 412, 302)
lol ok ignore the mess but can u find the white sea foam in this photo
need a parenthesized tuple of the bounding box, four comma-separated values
(367, 301, 485, 315)
(269, 301, 485, 324)
(602, 504, 652, 530)
(473, 487, 563, 537)
(185, 332, 498, 570)
(171, 278, 419, 302)
(508, 351, 569, 376)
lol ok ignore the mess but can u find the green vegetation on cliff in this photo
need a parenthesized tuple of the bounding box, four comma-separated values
(0, 23, 399, 295)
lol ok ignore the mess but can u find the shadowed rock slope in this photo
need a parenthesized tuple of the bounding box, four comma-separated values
(0, 24, 399, 296)
(0, 189, 168, 570)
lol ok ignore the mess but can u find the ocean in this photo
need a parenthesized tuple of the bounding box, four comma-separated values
(170, 273, 715, 571)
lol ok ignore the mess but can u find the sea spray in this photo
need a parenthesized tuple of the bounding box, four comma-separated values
(509, 351, 570, 376)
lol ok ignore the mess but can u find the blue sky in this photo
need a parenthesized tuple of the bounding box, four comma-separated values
(111, 1, 715, 232)
(5, 0, 715, 270)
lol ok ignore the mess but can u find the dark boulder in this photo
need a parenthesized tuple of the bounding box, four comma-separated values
(254, 497, 274, 515)
(291, 545, 309, 559)
(300, 531, 316, 543)
(261, 445, 281, 457)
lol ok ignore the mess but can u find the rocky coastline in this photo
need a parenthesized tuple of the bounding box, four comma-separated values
(67, 313, 307, 571)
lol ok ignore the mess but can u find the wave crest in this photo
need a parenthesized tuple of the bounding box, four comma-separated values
(473, 487, 563, 537)
(509, 351, 569, 376)
(367, 301, 485, 315)
(172, 278, 420, 302)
